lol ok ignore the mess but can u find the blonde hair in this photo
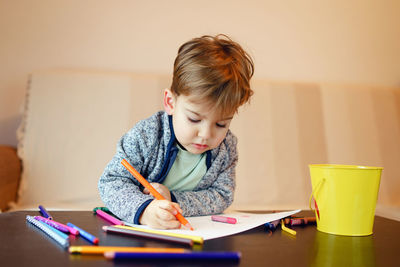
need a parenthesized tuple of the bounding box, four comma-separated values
(171, 34, 254, 116)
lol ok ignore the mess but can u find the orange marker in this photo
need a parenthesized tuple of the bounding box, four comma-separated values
(69, 246, 186, 255)
(121, 159, 194, 230)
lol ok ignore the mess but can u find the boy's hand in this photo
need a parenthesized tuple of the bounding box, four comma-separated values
(143, 183, 171, 201)
(139, 199, 183, 229)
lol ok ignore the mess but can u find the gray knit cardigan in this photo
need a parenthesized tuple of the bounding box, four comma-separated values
(98, 111, 238, 224)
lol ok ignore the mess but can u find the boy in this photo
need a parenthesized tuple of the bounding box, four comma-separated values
(98, 34, 254, 229)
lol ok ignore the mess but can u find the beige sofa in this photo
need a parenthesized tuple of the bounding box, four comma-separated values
(1, 70, 399, 220)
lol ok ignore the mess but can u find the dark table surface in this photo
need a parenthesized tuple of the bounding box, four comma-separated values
(0, 210, 399, 267)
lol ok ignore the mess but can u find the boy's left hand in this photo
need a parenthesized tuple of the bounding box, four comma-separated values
(143, 183, 171, 201)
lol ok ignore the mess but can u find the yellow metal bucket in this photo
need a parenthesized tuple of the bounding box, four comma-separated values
(309, 164, 382, 236)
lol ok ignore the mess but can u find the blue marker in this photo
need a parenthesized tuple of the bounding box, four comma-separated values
(105, 251, 241, 261)
(67, 222, 99, 244)
(39, 205, 53, 220)
(264, 220, 280, 231)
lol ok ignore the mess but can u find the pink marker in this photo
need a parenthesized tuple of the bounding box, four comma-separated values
(96, 209, 124, 225)
(211, 215, 237, 224)
(64, 224, 80, 236)
(34, 216, 69, 233)
(34, 216, 79, 235)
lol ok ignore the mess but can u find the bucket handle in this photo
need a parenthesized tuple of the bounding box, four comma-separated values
(309, 178, 325, 220)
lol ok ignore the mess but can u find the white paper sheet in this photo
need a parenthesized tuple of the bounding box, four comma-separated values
(125, 209, 301, 240)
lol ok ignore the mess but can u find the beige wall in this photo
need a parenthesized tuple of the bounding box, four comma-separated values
(1, 0, 400, 146)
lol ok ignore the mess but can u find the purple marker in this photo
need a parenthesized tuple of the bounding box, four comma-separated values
(38, 205, 53, 220)
(34, 216, 79, 235)
(34, 216, 69, 233)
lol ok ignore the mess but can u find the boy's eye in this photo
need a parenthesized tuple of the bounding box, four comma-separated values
(188, 117, 200, 123)
(216, 123, 227, 128)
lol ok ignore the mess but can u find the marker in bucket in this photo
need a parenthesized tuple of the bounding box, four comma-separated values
(314, 199, 320, 220)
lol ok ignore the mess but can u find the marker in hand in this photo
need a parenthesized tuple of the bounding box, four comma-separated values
(121, 159, 194, 230)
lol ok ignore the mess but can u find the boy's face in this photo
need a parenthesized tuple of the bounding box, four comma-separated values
(164, 89, 233, 154)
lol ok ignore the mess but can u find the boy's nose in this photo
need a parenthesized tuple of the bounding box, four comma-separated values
(198, 126, 212, 139)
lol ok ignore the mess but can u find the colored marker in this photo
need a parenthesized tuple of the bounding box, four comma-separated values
(211, 215, 237, 224)
(105, 251, 241, 261)
(34, 216, 79, 235)
(314, 199, 320, 220)
(38, 205, 53, 220)
(96, 209, 124, 225)
(103, 226, 193, 247)
(264, 220, 280, 231)
(26, 216, 69, 248)
(67, 222, 99, 244)
(34, 216, 69, 233)
(69, 246, 185, 255)
(93, 207, 113, 215)
(285, 217, 316, 226)
(305, 217, 316, 224)
(115, 225, 203, 244)
(121, 159, 194, 230)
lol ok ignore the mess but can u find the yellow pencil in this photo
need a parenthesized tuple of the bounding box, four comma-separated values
(69, 246, 186, 255)
(115, 225, 204, 244)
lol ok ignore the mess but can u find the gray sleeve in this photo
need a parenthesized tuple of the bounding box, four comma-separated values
(171, 134, 238, 217)
(98, 125, 155, 224)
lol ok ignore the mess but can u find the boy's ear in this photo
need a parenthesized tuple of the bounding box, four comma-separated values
(163, 88, 175, 115)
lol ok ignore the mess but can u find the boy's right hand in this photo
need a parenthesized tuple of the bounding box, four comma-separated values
(139, 199, 183, 229)
(143, 183, 171, 201)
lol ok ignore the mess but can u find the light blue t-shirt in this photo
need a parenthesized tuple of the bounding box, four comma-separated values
(162, 144, 207, 191)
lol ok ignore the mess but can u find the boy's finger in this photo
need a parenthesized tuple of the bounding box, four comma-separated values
(171, 202, 183, 214)
(158, 200, 179, 216)
(155, 210, 181, 229)
(156, 208, 176, 221)
(150, 182, 160, 189)
(161, 219, 181, 229)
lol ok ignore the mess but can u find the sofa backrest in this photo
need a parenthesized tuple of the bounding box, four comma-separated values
(17, 70, 168, 209)
(15, 70, 400, 217)
(231, 81, 400, 213)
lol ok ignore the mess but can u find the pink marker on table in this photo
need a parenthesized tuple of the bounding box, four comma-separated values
(34, 216, 69, 233)
(96, 209, 124, 225)
(64, 224, 80, 235)
(211, 215, 237, 224)
(34, 216, 79, 235)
